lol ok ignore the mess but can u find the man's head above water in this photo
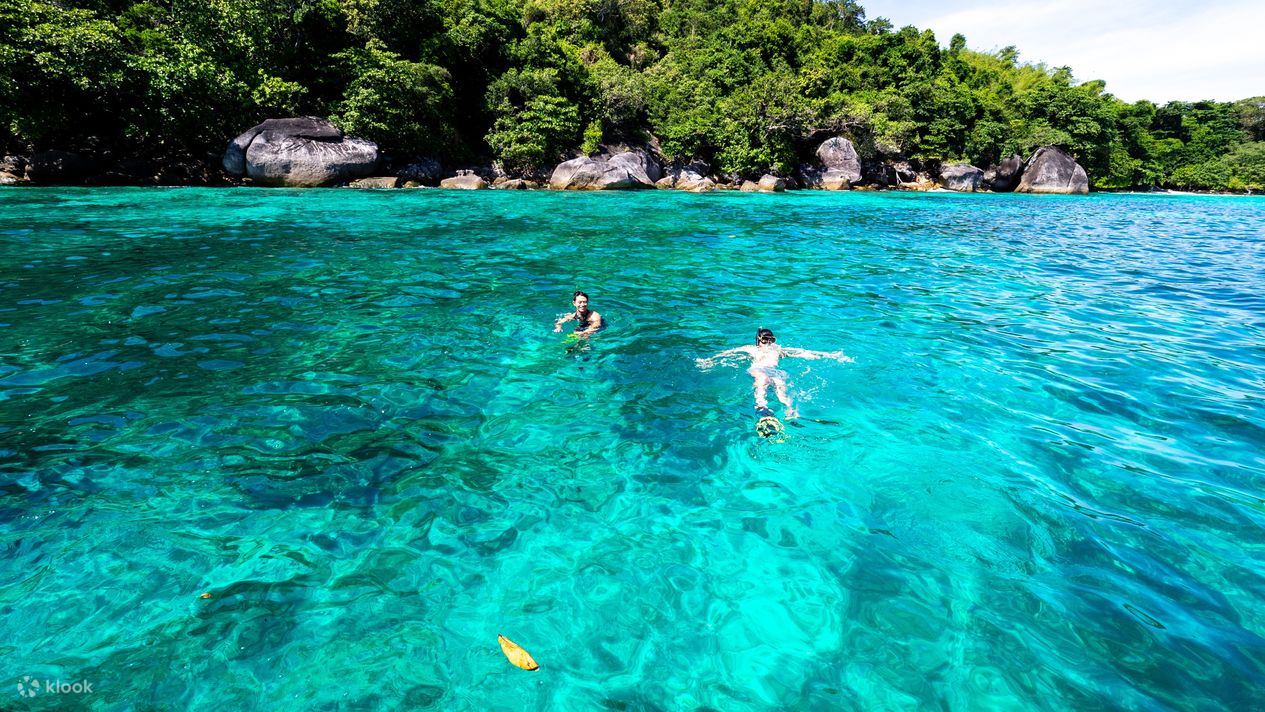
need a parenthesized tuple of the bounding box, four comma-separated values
(573, 291, 590, 312)
(756, 328, 776, 345)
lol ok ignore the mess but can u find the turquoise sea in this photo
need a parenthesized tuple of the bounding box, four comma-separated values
(2, 187, 1264, 710)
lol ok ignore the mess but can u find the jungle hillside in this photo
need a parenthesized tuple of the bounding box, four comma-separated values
(3, 0, 1263, 189)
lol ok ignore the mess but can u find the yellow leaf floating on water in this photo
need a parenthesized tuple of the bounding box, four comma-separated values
(497, 634, 540, 671)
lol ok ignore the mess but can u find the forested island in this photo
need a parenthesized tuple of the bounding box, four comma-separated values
(2, 0, 1262, 191)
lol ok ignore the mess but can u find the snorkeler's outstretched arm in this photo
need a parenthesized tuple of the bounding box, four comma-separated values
(553, 313, 576, 332)
(781, 347, 855, 363)
(695, 345, 753, 369)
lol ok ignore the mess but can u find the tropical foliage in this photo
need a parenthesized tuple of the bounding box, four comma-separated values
(1, 0, 1260, 190)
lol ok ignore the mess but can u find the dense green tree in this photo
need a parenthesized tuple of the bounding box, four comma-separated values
(0, 0, 1256, 190)
(334, 43, 456, 158)
(484, 67, 580, 172)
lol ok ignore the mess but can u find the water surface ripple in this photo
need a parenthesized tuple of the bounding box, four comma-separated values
(2, 188, 1264, 709)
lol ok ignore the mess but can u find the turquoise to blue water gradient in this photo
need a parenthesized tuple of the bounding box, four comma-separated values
(2, 188, 1264, 710)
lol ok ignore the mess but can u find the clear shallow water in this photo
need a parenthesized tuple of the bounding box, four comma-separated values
(2, 187, 1264, 710)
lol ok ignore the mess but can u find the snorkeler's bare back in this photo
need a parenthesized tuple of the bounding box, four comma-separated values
(749, 344, 783, 370)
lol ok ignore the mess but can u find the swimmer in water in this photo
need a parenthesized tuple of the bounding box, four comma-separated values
(698, 328, 853, 419)
(554, 290, 603, 335)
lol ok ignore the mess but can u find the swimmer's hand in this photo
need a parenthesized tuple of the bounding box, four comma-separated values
(553, 324, 563, 333)
(832, 351, 855, 363)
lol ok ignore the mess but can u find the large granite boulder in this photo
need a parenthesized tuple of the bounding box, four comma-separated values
(28, 150, 96, 184)
(940, 163, 984, 192)
(492, 177, 534, 190)
(865, 162, 898, 187)
(1015, 146, 1089, 195)
(677, 172, 716, 192)
(757, 174, 786, 192)
(350, 176, 401, 189)
(800, 163, 851, 190)
(549, 150, 661, 190)
(658, 161, 714, 192)
(816, 137, 862, 183)
(223, 117, 379, 187)
(798, 164, 824, 187)
(1, 155, 25, 175)
(821, 171, 851, 190)
(440, 171, 487, 189)
(398, 159, 442, 186)
(984, 154, 1025, 192)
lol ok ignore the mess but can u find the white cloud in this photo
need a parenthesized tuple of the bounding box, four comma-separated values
(864, 0, 1265, 102)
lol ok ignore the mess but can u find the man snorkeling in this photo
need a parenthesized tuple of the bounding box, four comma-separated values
(554, 290, 604, 335)
(698, 328, 852, 419)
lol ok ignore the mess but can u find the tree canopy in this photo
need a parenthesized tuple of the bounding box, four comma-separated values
(1, 0, 1259, 190)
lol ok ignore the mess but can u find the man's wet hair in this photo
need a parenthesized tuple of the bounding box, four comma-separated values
(574, 290, 589, 300)
(756, 328, 775, 342)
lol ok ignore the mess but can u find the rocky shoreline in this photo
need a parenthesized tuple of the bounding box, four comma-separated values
(0, 115, 1095, 195)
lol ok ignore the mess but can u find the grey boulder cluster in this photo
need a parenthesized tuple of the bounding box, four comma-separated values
(213, 116, 1090, 195)
(549, 150, 662, 190)
(223, 117, 378, 187)
(940, 148, 1088, 194)
(800, 137, 863, 190)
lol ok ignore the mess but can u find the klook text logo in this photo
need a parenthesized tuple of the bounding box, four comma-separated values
(15, 676, 93, 697)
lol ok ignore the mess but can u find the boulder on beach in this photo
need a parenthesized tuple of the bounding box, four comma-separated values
(984, 154, 1025, 192)
(1015, 146, 1089, 195)
(939, 163, 984, 192)
(397, 159, 443, 186)
(350, 176, 401, 189)
(440, 171, 487, 189)
(492, 177, 533, 190)
(757, 175, 786, 192)
(739, 180, 759, 192)
(816, 137, 862, 184)
(800, 163, 851, 190)
(223, 117, 379, 187)
(549, 149, 661, 190)
(677, 172, 715, 192)
(658, 161, 714, 192)
(822, 171, 851, 190)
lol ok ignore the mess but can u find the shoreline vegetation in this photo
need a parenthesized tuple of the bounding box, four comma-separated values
(2, 0, 1262, 193)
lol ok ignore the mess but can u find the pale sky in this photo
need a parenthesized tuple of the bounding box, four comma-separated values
(861, 0, 1265, 103)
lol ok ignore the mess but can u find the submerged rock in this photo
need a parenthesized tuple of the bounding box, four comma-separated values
(224, 116, 379, 187)
(1016, 146, 1089, 195)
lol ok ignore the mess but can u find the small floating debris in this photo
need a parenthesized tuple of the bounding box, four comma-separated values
(497, 634, 539, 671)
(199, 593, 212, 599)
